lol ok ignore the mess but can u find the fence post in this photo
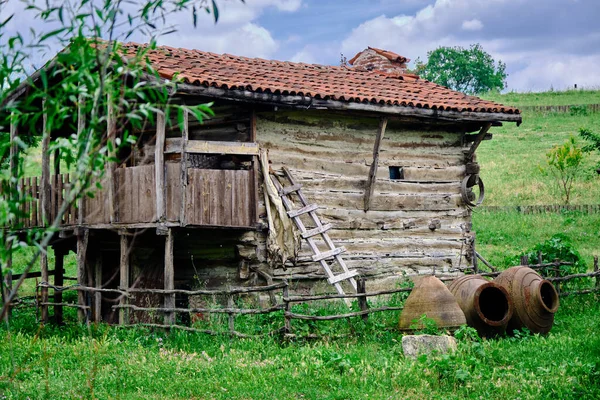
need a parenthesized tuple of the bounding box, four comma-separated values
(594, 256, 599, 289)
(520, 255, 529, 266)
(282, 281, 291, 335)
(227, 291, 235, 336)
(357, 278, 369, 323)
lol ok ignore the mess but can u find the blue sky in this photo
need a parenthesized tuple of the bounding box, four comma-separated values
(3, 0, 600, 92)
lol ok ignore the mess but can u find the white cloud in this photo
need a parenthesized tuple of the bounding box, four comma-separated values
(462, 19, 483, 31)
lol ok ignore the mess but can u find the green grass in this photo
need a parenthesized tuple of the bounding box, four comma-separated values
(1, 294, 599, 399)
(482, 89, 600, 107)
(473, 209, 600, 268)
(477, 110, 600, 206)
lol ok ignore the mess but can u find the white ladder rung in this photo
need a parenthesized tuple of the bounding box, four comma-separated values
(280, 183, 302, 195)
(312, 247, 345, 262)
(328, 270, 359, 285)
(287, 203, 318, 218)
(301, 223, 332, 239)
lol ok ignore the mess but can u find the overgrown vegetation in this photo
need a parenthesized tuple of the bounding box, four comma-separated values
(1, 294, 598, 399)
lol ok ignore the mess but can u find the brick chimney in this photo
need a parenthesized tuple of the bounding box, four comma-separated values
(348, 47, 410, 74)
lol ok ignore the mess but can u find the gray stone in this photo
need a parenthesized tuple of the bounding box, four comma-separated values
(401, 334, 457, 359)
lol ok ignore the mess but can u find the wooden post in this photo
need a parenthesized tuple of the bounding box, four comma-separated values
(119, 232, 130, 325)
(106, 94, 117, 223)
(179, 110, 189, 226)
(76, 228, 89, 323)
(94, 252, 103, 323)
(363, 117, 387, 211)
(227, 292, 235, 335)
(53, 247, 65, 324)
(594, 256, 599, 289)
(466, 123, 492, 160)
(283, 282, 291, 335)
(164, 228, 175, 325)
(77, 95, 86, 225)
(520, 255, 529, 266)
(356, 278, 369, 323)
(40, 103, 51, 323)
(155, 111, 166, 222)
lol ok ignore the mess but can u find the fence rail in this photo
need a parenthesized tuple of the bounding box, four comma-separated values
(519, 104, 600, 113)
(480, 204, 600, 215)
(19, 255, 600, 338)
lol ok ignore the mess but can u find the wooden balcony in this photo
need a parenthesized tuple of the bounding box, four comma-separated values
(13, 163, 257, 229)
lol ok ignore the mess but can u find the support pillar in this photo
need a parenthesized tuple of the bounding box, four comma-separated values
(164, 229, 175, 325)
(76, 228, 89, 323)
(94, 252, 103, 323)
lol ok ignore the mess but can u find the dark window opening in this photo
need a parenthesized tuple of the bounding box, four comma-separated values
(389, 166, 404, 180)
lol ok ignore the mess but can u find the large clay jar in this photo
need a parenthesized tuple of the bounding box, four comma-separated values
(494, 266, 560, 334)
(448, 275, 513, 337)
(399, 275, 466, 331)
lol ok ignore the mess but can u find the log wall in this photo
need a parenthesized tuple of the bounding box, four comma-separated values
(256, 112, 474, 290)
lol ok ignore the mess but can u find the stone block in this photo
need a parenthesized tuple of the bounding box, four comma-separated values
(402, 334, 457, 359)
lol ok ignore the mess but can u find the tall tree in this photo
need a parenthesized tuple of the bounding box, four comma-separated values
(0, 0, 227, 321)
(414, 44, 507, 94)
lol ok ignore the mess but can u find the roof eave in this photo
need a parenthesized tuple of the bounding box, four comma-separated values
(174, 82, 523, 124)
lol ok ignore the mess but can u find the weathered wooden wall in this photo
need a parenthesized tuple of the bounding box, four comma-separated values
(256, 111, 473, 290)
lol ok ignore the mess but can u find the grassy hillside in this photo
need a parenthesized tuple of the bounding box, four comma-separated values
(482, 89, 600, 107)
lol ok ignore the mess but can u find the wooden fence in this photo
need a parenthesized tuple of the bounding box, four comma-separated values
(519, 104, 600, 113)
(480, 204, 600, 215)
(30, 256, 600, 338)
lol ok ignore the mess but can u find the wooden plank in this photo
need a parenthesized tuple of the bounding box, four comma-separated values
(77, 94, 86, 225)
(155, 111, 166, 222)
(287, 203, 319, 218)
(41, 101, 51, 227)
(119, 233, 129, 325)
(312, 247, 346, 262)
(9, 115, 18, 226)
(40, 251, 49, 323)
(76, 229, 89, 323)
(56, 174, 63, 224)
(164, 229, 175, 325)
(301, 223, 332, 239)
(107, 95, 117, 223)
(251, 156, 259, 224)
(24, 178, 31, 227)
(223, 170, 233, 226)
(328, 269, 359, 285)
(164, 138, 259, 155)
(208, 171, 220, 225)
(31, 177, 38, 227)
(180, 110, 189, 225)
(364, 117, 388, 211)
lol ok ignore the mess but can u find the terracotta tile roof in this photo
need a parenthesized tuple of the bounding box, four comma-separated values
(121, 42, 520, 117)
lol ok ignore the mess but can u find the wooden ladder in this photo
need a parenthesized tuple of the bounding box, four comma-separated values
(270, 167, 358, 295)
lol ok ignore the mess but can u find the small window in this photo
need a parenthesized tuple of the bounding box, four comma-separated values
(389, 166, 404, 180)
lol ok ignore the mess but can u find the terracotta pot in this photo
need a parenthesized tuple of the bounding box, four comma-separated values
(494, 266, 560, 334)
(399, 275, 466, 331)
(448, 275, 513, 336)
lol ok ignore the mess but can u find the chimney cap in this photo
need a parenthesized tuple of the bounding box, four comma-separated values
(349, 46, 410, 65)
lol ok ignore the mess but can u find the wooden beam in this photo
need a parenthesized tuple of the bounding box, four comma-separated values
(164, 138, 259, 155)
(155, 111, 166, 222)
(76, 228, 89, 323)
(164, 229, 175, 325)
(77, 94, 86, 225)
(363, 117, 388, 212)
(106, 94, 117, 223)
(94, 252, 103, 323)
(466, 123, 492, 160)
(173, 82, 523, 124)
(53, 248, 65, 324)
(119, 233, 130, 325)
(40, 251, 49, 323)
(179, 110, 189, 226)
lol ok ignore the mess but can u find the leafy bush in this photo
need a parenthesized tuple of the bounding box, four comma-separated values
(508, 233, 588, 289)
(569, 105, 589, 116)
(579, 127, 600, 171)
(545, 136, 585, 204)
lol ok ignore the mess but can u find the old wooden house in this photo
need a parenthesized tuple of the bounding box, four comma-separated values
(3, 44, 521, 324)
